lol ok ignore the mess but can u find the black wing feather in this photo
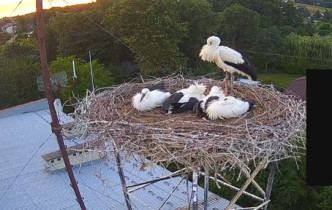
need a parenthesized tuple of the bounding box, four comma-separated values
(204, 96, 221, 111)
(147, 81, 165, 91)
(160, 92, 184, 113)
(172, 97, 199, 114)
(224, 56, 257, 81)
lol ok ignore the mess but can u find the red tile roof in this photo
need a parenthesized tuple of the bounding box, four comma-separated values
(284, 76, 306, 101)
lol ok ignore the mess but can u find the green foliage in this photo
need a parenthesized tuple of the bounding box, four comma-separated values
(219, 5, 260, 49)
(281, 33, 332, 74)
(280, 2, 303, 29)
(103, 0, 188, 76)
(48, 9, 129, 67)
(252, 26, 283, 71)
(176, 0, 217, 68)
(0, 39, 41, 109)
(48, 56, 113, 104)
(0, 32, 11, 45)
(2, 39, 39, 62)
(258, 73, 303, 89)
(316, 22, 332, 36)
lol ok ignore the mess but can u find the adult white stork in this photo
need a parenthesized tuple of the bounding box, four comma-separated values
(205, 96, 255, 120)
(199, 36, 257, 96)
(161, 82, 206, 114)
(132, 81, 171, 112)
(193, 86, 225, 118)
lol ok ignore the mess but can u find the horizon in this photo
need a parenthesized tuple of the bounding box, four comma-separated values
(0, 0, 96, 19)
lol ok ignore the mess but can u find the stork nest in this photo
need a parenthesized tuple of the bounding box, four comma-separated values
(66, 76, 306, 176)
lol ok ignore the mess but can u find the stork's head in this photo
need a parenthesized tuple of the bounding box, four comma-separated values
(221, 96, 236, 105)
(207, 36, 221, 47)
(140, 88, 150, 101)
(199, 36, 221, 62)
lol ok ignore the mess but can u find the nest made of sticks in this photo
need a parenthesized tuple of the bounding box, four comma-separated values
(66, 75, 306, 175)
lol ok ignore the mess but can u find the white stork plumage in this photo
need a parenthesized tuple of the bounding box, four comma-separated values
(205, 96, 255, 120)
(161, 82, 206, 114)
(193, 86, 225, 118)
(199, 36, 257, 96)
(132, 81, 171, 112)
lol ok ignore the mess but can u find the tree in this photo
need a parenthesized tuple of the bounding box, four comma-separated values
(219, 5, 260, 49)
(253, 26, 282, 71)
(103, 0, 188, 76)
(313, 10, 322, 20)
(48, 9, 128, 67)
(48, 56, 113, 105)
(280, 3, 303, 30)
(316, 22, 332, 36)
(176, 0, 217, 68)
(0, 41, 43, 109)
(281, 33, 332, 74)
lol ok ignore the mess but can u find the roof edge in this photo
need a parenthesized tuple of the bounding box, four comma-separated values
(0, 98, 49, 118)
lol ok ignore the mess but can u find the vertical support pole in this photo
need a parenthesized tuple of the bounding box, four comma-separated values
(263, 161, 278, 210)
(36, 1, 86, 209)
(115, 152, 132, 210)
(88, 50, 94, 92)
(203, 165, 209, 210)
(192, 169, 199, 210)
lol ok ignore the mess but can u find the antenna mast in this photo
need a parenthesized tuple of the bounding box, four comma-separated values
(36, 1, 86, 209)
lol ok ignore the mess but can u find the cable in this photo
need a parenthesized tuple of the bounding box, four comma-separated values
(8, 0, 24, 18)
(0, 133, 54, 202)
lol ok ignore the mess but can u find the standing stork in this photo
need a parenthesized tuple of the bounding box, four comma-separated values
(199, 36, 257, 96)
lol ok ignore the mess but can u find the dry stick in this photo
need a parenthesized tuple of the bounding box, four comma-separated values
(238, 164, 266, 197)
(201, 173, 264, 202)
(225, 157, 268, 210)
(230, 200, 270, 210)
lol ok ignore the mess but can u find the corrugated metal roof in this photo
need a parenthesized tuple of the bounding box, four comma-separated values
(0, 99, 240, 210)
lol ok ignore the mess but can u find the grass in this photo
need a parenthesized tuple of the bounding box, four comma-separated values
(257, 72, 303, 90)
(295, 3, 332, 13)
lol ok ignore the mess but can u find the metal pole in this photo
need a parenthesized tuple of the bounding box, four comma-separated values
(88, 50, 94, 92)
(115, 152, 132, 210)
(36, 1, 86, 209)
(203, 166, 209, 210)
(263, 161, 278, 210)
(192, 169, 199, 210)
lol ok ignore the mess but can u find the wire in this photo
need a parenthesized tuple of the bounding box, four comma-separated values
(8, 0, 24, 18)
(0, 133, 54, 202)
(60, 0, 151, 66)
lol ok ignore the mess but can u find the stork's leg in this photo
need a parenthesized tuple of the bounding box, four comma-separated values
(224, 72, 229, 96)
(230, 73, 234, 96)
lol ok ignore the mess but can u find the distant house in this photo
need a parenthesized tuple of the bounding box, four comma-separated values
(1, 22, 16, 35)
(0, 98, 240, 209)
(284, 76, 306, 101)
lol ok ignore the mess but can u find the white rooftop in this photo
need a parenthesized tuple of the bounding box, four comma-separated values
(0, 99, 240, 210)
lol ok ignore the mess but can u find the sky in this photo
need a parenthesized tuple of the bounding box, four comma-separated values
(0, 0, 96, 19)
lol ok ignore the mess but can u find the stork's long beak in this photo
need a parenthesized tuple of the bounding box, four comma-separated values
(140, 93, 146, 102)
